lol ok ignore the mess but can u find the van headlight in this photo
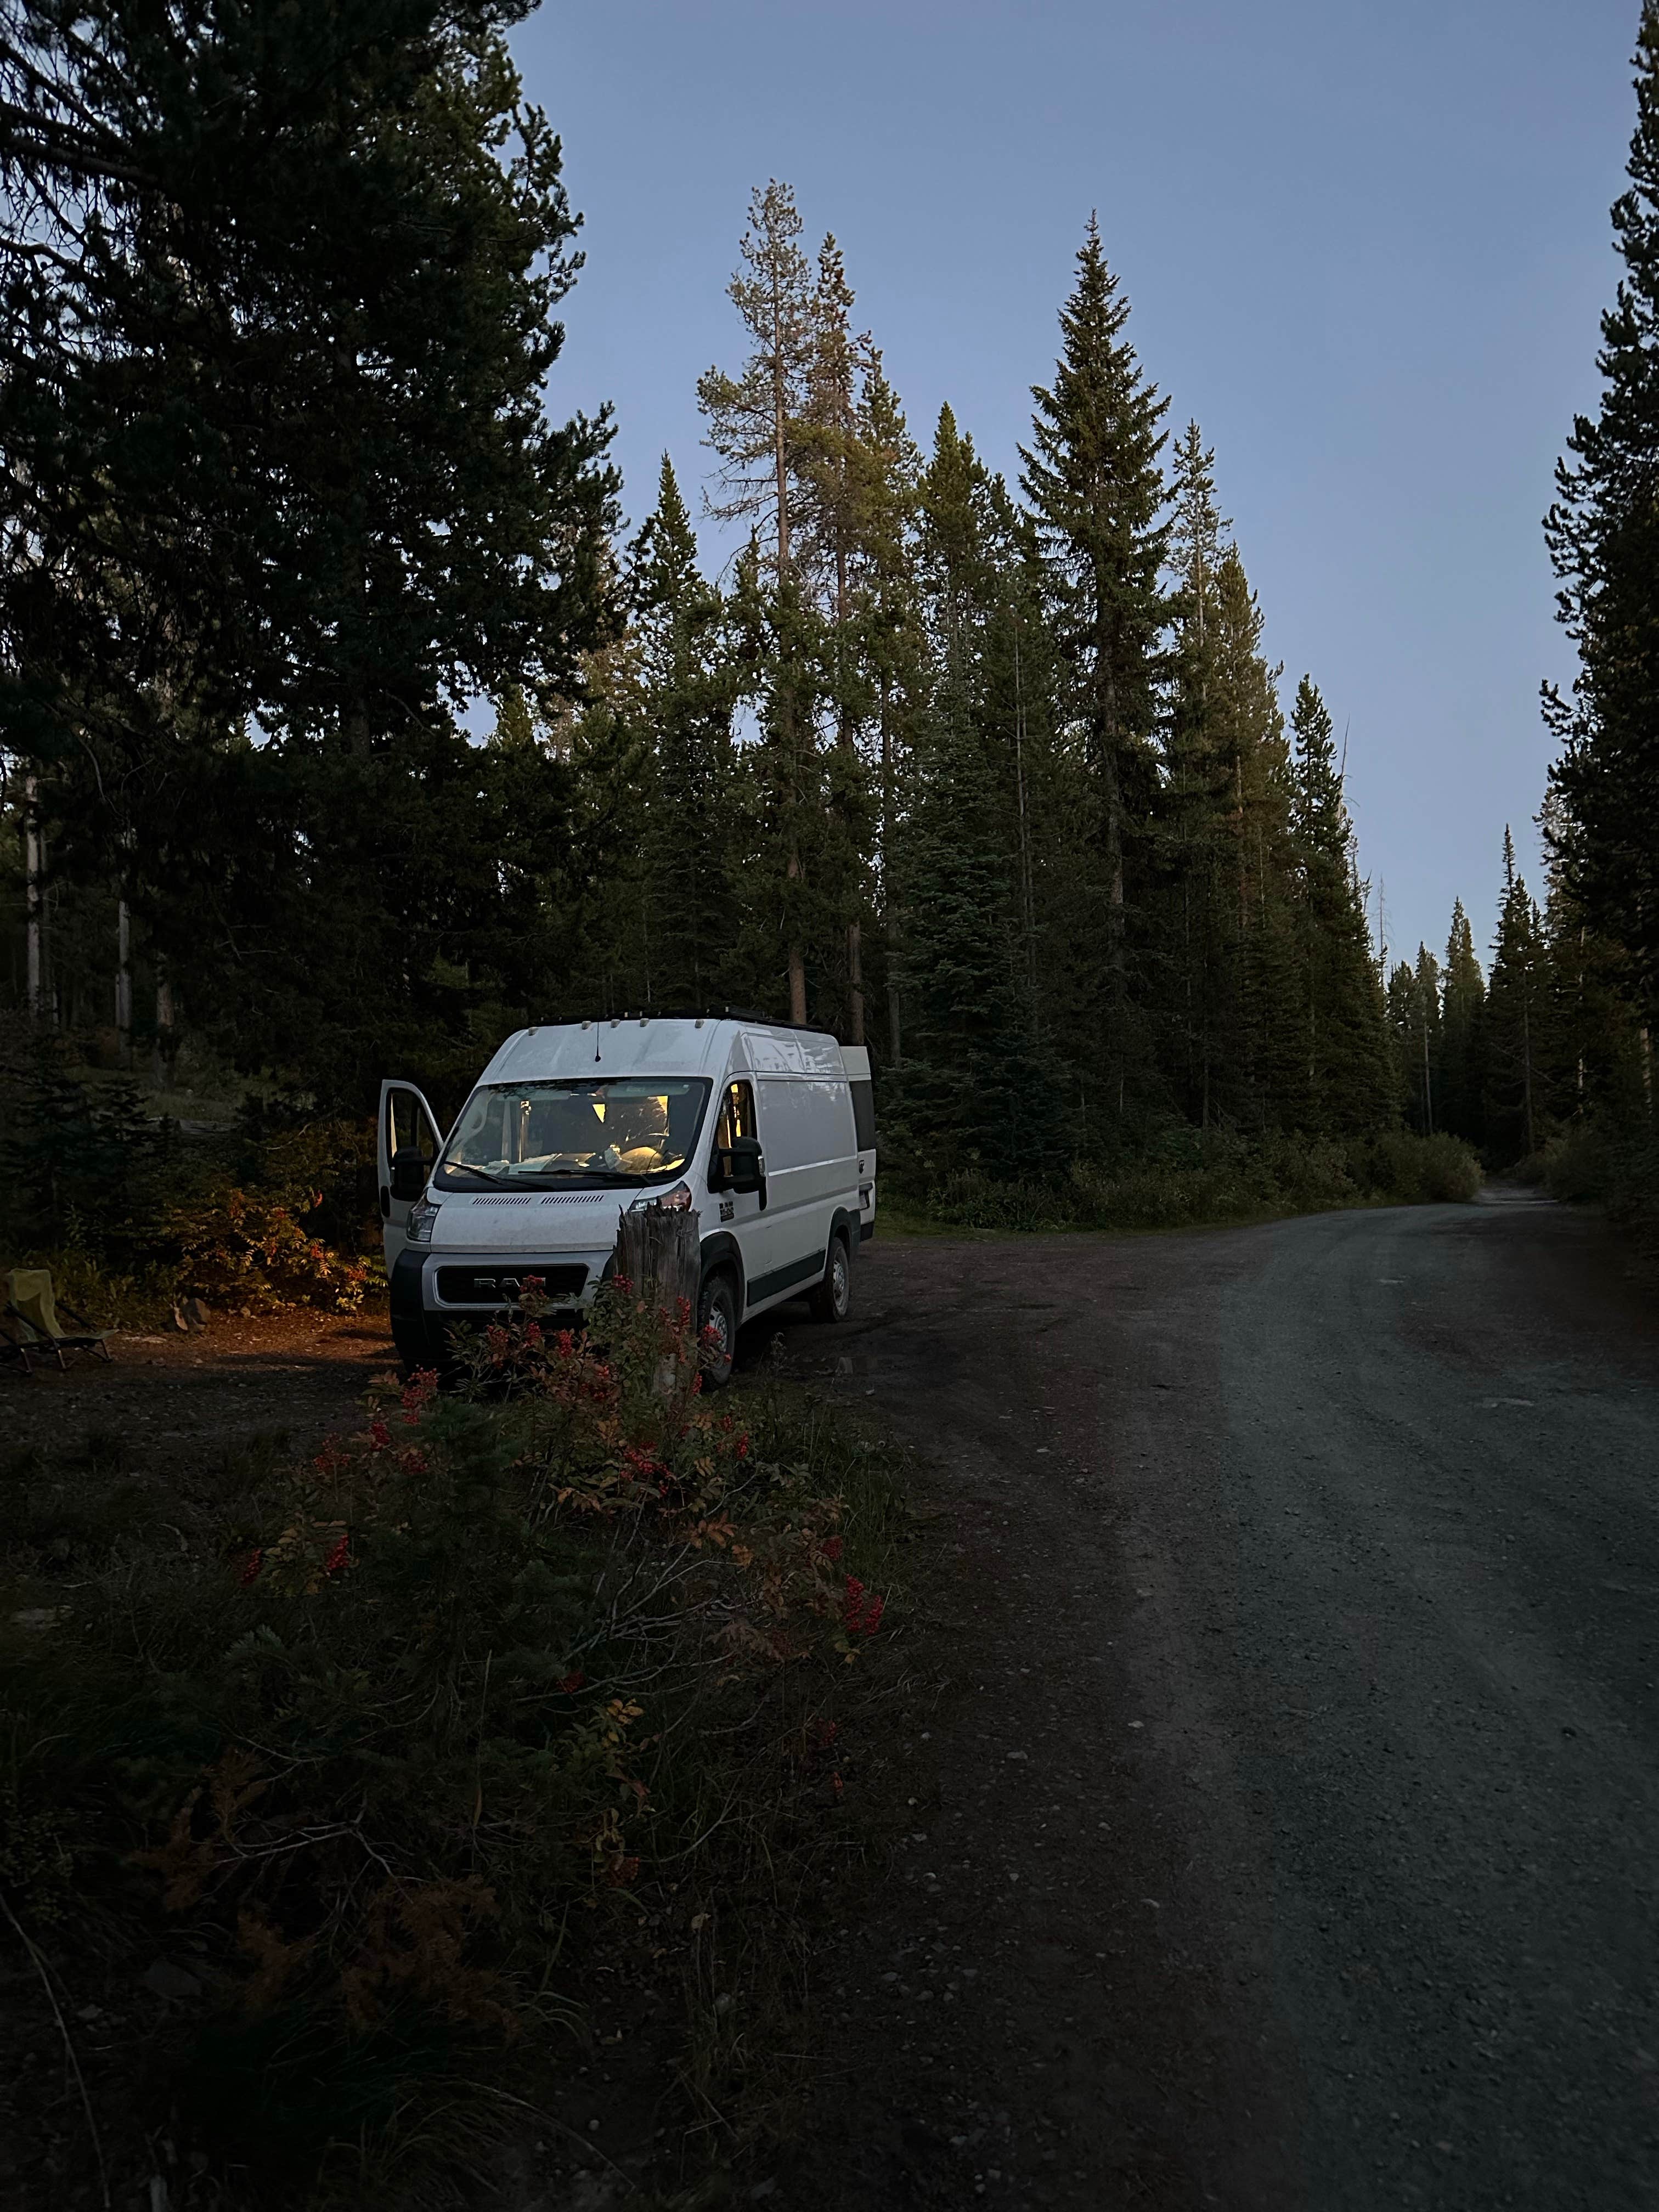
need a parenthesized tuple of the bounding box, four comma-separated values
(405, 1198, 441, 1245)
(628, 1182, 693, 1214)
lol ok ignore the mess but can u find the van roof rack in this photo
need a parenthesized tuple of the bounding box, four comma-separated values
(554, 1010, 847, 1041)
(718, 1008, 847, 1037)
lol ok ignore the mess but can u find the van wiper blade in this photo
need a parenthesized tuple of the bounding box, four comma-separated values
(439, 1161, 511, 1186)
(538, 1170, 644, 1188)
(543, 1162, 649, 1186)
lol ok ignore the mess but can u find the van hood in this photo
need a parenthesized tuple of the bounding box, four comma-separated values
(427, 1189, 630, 1252)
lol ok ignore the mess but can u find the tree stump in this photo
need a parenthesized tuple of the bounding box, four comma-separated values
(614, 1201, 701, 1398)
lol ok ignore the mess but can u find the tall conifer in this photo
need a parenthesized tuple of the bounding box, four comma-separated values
(1290, 676, 1391, 1133)
(1020, 220, 1170, 1103)
(1537, 791, 1645, 1122)
(698, 183, 823, 1020)
(629, 457, 738, 1008)
(893, 410, 1061, 1174)
(851, 363, 928, 1064)
(1544, 3, 1659, 1023)
(1160, 424, 1232, 1121)
(797, 235, 875, 1035)
(1439, 900, 1487, 1144)
(1211, 550, 1295, 1122)
(1486, 829, 1550, 1159)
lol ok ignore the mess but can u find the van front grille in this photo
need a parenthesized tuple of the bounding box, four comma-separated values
(435, 1264, 587, 1306)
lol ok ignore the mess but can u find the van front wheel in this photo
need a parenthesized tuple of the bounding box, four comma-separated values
(698, 1270, 738, 1388)
(809, 1231, 853, 1324)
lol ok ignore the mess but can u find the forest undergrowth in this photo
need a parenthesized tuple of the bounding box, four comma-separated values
(1, 1031, 382, 1326)
(1533, 1118, 1659, 1275)
(0, 1285, 913, 2208)
(888, 1126, 1481, 1235)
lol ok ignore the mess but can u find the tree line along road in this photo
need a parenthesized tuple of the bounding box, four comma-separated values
(775, 1189, 1659, 2212)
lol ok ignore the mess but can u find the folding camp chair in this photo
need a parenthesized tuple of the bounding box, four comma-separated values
(0, 1308, 32, 1377)
(3, 1269, 114, 1375)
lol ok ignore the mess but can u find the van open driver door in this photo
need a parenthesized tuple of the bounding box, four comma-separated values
(378, 1080, 442, 1271)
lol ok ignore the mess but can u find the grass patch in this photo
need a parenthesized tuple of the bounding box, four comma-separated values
(889, 1126, 1481, 1235)
(0, 1289, 913, 2207)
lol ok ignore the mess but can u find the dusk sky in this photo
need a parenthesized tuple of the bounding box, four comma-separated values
(514, 0, 1640, 974)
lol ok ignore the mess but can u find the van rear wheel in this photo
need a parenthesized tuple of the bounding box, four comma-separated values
(809, 1231, 853, 1324)
(698, 1270, 738, 1388)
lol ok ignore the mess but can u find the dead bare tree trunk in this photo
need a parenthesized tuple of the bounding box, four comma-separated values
(615, 1200, 702, 1401)
(881, 675, 902, 1065)
(1012, 613, 1039, 1019)
(786, 844, 808, 1023)
(24, 774, 48, 1022)
(154, 957, 177, 1087)
(116, 900, 133, 1069)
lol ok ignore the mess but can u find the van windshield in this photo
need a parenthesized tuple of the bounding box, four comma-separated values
(436, 1079, 712, 1191)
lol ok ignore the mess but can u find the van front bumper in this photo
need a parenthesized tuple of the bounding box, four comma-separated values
(388, 1248, 605, 1369)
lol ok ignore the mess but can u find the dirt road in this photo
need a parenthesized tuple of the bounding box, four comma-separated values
(1, 1311, 387, 1476)
(774, 1192, 1659, 2211)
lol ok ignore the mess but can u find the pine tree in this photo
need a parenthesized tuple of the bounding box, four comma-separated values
(797, 236, 868, 616)
(1439, 899, 1487, 1145)
(852, 362, 929, 1067)
(1166, 422, 1228, 624)
(1537, 790, 1646, 1125)
(1211, 548, 1295, 1125)
(1543, 2, 1659, 1024)
(1486, 828, 1550, 1159)
(628, 456, 739, 1009)
(890, 409, 1062, 1177)
(0, 0, 618, 1099)
(698, 183, 824, 1020)
(722, 534, 844, 1024)
(1020, 219, 1170, 1105)
(1386, 948, 1442, 1136)
(697, 181, 815, 573)
(1289, 676, 1392, 1133)
(1385, 958, 1418, 1126)
(1414, 946, 1444, 1136)
(979, 476, 1070, 1058)
(797, 236, 879, 1040)
(1159, 424, 1232, 1122)
(492, 589, 659, 1031)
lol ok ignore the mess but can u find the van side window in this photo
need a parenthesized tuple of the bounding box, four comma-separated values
(387, 1086, 439, 1168)
(850, 1079, 876, 1152)
(713, 1079, 758, 1151)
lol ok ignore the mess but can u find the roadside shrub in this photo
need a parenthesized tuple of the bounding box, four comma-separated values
(1, 1285, 902, 2200)
(1541, 1119, 1659, 1272)
(1347, 1130, 1482, 1205)
(163, 1114, 379, 1313)
(164, 1183, 374, 1312)
(891, 1126, 1480, 1233)
(1541, 1120, 1634, 1206)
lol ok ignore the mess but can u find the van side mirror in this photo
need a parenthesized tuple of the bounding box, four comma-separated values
(390, 1148, 428, 1202)
(715, 1135, 765, 1198)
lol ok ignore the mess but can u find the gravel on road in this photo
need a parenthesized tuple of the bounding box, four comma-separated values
(775, 1190, 1659, 2212)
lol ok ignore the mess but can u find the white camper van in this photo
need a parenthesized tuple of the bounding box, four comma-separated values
(378, 1017, 877, 1385)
